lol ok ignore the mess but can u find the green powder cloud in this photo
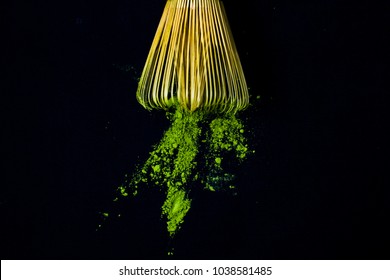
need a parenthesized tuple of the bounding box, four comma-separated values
(99, 105, 252, 238)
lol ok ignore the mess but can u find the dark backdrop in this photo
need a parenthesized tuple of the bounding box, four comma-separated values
(2, 0, 388, 259)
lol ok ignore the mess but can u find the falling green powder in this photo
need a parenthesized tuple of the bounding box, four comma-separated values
(102, 105, 251, 237)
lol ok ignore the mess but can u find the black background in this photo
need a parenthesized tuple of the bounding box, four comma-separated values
(2, 0, 388, 259)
